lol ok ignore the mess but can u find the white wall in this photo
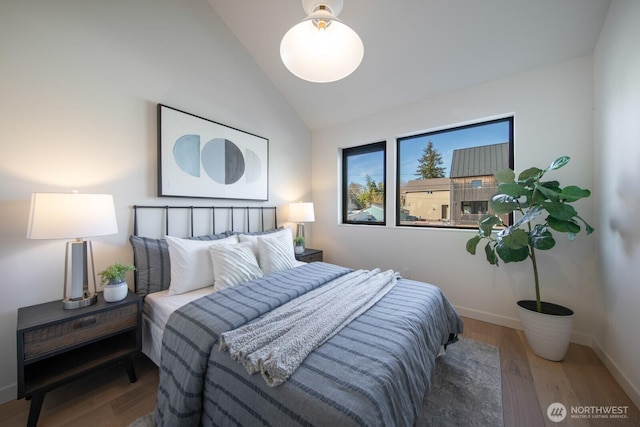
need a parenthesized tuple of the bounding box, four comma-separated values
(0, 0, 311, 403)
(312, 56, 597, 341)
(593, 0, 640, 408)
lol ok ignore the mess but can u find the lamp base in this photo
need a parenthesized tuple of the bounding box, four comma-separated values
(63, 292, 98, 310)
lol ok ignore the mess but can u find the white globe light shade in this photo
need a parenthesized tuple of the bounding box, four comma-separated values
(280, 18, 364, 83)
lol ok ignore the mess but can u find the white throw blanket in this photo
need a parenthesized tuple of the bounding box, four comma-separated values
(219, 268, 399, 386)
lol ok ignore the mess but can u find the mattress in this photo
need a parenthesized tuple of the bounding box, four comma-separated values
(141, 261, 307, 365)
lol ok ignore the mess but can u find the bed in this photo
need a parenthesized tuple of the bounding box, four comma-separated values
(130, 205, 463, 427)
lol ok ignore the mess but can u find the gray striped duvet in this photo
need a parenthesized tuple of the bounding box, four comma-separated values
(155, 262, 463, 427)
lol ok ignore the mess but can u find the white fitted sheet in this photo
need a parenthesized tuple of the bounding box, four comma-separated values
(141, 261, 307, 365)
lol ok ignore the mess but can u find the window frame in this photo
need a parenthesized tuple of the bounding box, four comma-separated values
(341, 141, 387, 226)
(395, 117, 514, 229)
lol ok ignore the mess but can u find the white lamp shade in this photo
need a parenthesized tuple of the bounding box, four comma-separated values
(27, 193, 118, 239)
(280, 17, 364, 83)
(289, 202, 315, 223)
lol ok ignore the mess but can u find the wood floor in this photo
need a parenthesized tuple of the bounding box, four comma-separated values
(0, 316, 638, 426)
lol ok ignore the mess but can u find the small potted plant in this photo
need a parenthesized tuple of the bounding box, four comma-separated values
(293, 236, 305, 254)
(98, 262, 136, 302)
(465, 156, 593, 361)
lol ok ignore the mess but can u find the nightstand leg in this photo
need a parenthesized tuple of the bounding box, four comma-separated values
(124, 357, 137, 383)
(26, 392, 45, 427)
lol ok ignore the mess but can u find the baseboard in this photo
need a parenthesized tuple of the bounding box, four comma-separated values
(591, 339, 640, 410)
(454, 305, 592, 346)
(0, 382, 16, 405)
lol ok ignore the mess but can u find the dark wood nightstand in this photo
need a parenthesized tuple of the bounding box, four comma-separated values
(16, 291, 142, 427)
(295, 248, 323, 263)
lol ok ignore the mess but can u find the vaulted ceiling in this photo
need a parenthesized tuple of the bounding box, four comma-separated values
(208, 0, 610, 131)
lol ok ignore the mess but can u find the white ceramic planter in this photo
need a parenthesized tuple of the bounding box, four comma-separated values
(103, 280, 128, 302)
(294, 245, 305, 255)
(517, 300, 574, 361)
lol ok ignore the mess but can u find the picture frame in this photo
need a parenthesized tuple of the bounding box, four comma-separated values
(158, 104, 269, 200)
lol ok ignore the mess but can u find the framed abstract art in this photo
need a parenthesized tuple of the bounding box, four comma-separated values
(158, 104, 269, 200)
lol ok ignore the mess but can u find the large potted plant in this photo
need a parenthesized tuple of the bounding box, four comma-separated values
(465, 156, 594, 361)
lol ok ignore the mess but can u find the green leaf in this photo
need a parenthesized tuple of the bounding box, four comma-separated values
(547, 216, 581, 234)
(543, 201, 577, 221)
(485, 242, 499, 265)
(535, 185, 561, 202)
(511, 205, 543, 229)
(560, 186, 591, 203)
(518, 167, 543, 182)
(466, 235, 481, 254)
(490, 194, 519, 215)
(530, 225, 556, 250)
(501, 228, 529, 250)
(576, 215, 595, 235)
(479, 214, 502, 237)
(540, 180, 560, 190)
(497, 183, 527, 198)
(494, 168, 515, 184)
(495, 240, 530, 263)
(547, 156, 570, 171)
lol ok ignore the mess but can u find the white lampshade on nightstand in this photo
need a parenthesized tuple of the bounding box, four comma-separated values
(27, 192, 118, 309)
(289, 202, 315, 242)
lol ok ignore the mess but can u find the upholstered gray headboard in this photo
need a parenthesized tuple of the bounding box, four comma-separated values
(130, 205, 278, 296)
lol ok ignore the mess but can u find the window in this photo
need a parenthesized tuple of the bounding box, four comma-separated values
(396, 117, 513, 228)
(342, 142, 386, 225)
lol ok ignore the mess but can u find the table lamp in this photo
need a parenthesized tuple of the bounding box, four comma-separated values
(27, 192, 118, 309)
(288, 202, 315, 243)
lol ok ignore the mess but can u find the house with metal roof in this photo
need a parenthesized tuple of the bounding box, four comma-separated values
(450, 142, 510, 226)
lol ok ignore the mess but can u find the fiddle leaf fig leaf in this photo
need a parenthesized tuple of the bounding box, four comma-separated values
(547, 156, 570, 171)
(518, 167, 543, 182)
(490, 194, 519, 215)
(497, 183, 527, 198)
(576, 215, 595, 235)
(501, 228, 529, 250)
(485, 242, 498, 265)
(540, 180, 560, 190)
(543, 201, 577, 221)
(479, 214, 503, 236)
(560, 186, 591, 203)
(547, 216, 581, 234)
(530, 225, 556, 250)
(466, 235, 481, 255)
(512, 205, 543, 228)
(495, 240, 529, 263)
(535, 185, 561, 202)
(494, 168, 515, 184)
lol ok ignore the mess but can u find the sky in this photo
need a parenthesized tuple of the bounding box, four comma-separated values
(347, 119, 511, 186)
(398, 119, 511, 183)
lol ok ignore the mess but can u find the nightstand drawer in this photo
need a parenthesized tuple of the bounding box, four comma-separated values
(22, 304, 137, 360)
(295, 248, 323, 263)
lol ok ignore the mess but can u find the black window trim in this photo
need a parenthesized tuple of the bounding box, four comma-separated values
(342, 141, 387, 226)
(395, 116, 514, 229)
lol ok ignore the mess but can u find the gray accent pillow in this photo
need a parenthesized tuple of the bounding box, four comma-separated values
(129, 231, 231, 297)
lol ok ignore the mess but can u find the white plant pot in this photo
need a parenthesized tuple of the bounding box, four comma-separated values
(103, 280, 129, 302)
(517, 300, 574, 361)
(294, 245, 305, 255)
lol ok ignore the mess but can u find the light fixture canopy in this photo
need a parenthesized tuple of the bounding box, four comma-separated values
(27, 192, 118, 309)
(280, 0, 364, 83)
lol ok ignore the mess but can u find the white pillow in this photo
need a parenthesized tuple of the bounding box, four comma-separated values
(258, 234, 297, 275)
(209, 242, 263, 291)
(238, 228, 292, 255)
(166, 234, 238, 295)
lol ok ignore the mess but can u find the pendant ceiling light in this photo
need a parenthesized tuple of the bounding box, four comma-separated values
(280, 0, 364, 83)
